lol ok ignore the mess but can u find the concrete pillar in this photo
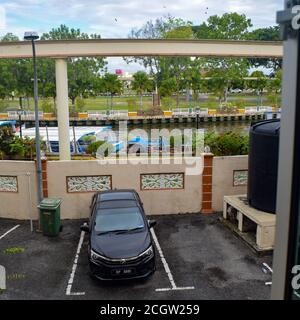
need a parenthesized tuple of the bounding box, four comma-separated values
(55, 59, 71, 160)
(201, 153, 214, 214)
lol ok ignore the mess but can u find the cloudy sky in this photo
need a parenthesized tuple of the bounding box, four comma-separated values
(0, 0, 283, 72)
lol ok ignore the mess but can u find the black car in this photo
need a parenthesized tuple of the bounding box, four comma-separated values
(81, 189, 156, 280)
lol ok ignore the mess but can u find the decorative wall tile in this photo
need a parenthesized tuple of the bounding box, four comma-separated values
(67, 175, 112, 193)
(0, 176, 18, 192)
(233, 170, 248, 186)
(141, 173, 184, 190)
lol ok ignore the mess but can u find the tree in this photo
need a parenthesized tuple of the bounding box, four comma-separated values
(131, 71, 153, 111)
(246, 26, 281, 70)
(0, 34, 20, 101)
(0, 33, 19, 42)
(102, 73, 122, 110)
(267, 69, 282, 107)
(192, 13, 253, 104)
(206, 59, 249, 105)
(194, 13, 252, 40)
(182, 59, 206, 106)
(247, 71, 268, 106)
(159, 77, 177, 99)
(126, 15, 194, 102)
(41, 25, 106, 105)
(41, 25, 89, 40)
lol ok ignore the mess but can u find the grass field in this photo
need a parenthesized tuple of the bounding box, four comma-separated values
(0, 93, 279, 113)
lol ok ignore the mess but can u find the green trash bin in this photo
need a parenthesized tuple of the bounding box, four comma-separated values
(38, 198, 62, 236)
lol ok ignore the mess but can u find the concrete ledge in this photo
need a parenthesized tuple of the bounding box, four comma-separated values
(223, 195, 276, 251)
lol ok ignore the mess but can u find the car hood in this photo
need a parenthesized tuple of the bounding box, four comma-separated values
(90, 229, 151, 259)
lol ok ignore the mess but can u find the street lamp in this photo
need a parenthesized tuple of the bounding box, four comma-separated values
(24, 31, 43, 206)
(195, 108, 200, 130)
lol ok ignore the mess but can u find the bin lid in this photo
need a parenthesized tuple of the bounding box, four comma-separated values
(38, 198, 62, 209)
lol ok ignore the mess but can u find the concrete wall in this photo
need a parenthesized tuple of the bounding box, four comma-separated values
(47, 158, 202, 219)
(0, 161, 38, 220)
(0, 155, 248, 220)
(212, 155, 248, 212)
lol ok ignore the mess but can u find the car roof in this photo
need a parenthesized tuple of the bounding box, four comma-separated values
(98, 190, 138, 202)
(98, 200, 139, 209)
(93, 190, 140, 210)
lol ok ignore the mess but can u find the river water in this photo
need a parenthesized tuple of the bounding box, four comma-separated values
(109, 121, 251, 137)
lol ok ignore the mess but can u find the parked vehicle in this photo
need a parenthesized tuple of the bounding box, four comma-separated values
(230, 88, 243, 94)
(18, 126, 112, 154)
(81, 189, 156, 280)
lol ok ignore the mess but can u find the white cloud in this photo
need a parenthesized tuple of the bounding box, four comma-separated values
(0, 0, 282, 38)
(0, 5, 6, 30)
(0, 0, 283, 71)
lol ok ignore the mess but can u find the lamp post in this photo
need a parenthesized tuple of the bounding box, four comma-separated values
(24, 31, 43, 206)
(195, 108, 200, 130)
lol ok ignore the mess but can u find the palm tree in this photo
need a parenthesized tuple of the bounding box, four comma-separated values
(131, 71, 153, 112)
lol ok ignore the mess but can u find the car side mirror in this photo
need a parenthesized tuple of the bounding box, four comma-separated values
(80, 223, 90, 233)
(148, 220, 157, 228)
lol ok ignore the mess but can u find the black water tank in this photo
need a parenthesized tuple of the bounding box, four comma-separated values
(247, 119, 280, 214)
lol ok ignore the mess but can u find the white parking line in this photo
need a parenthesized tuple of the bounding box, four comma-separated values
(150, 228, 195, 292)
(0, 225, 20, 240)
(66, 230, 86, 296)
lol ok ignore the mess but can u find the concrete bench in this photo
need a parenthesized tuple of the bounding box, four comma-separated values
(223, 195, 276, 252)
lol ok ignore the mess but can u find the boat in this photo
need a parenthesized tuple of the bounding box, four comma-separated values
(18, 126, 112, 154)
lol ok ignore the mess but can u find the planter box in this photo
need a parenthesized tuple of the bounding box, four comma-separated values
(78, 113, 88, 119)
(43, 113, 55, 120)
(163, 111, 173, 117)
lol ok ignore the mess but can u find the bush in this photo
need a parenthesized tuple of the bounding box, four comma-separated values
(0, 127, 46, 160)
(138, 107, 164, 116)
(86, 140, 114, 157)
(204, 131, 249, 156)
(218, 102, 238, 114)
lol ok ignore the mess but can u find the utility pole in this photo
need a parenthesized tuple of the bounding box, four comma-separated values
(24, 32, 43, 207)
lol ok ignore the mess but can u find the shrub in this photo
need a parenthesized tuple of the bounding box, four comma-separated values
(0, 127, 46, 160)
(204, 131, 249, 156)
(86, 140, 114, 157)
(139, 107, 164, 116)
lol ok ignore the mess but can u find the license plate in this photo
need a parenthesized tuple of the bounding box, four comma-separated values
(112, 268, 135, 276)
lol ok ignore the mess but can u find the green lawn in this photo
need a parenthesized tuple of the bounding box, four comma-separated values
(0, 94, 280, 113)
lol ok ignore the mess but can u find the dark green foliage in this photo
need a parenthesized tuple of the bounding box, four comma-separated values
(0, 127, 46, 159)
(204, 131, 249, 156)
(86, 140, 114, 157)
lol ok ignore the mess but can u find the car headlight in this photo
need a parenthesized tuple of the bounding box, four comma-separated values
(90, 249, 108, 262)
(140, 245, 154, 258)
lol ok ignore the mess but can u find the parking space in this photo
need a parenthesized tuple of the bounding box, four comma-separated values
(0, 214, 272, 300)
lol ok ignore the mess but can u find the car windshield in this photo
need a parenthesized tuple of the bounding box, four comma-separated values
(94, 207, 145, 233)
